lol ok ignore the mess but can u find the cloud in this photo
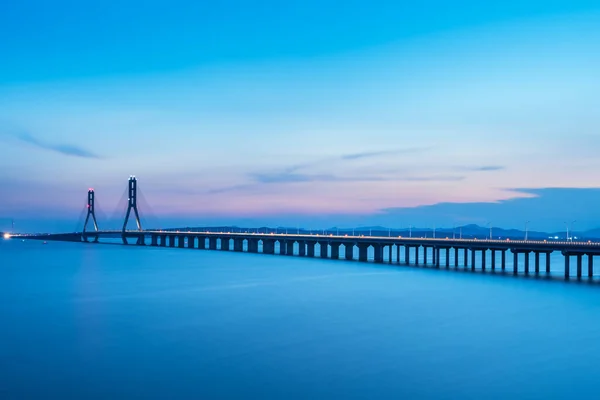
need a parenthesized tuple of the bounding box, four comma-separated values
(10, 131, 101, 159)
(341, 147, 432, 161)
(456, 165, 504, 172)
(398, 175, 465, 182)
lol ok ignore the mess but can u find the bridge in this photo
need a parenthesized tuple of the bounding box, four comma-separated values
(6, 176, 600, 281)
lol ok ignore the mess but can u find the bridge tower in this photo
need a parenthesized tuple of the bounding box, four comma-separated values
(123, 176, 142, 232)
(83, 189, 99, 242)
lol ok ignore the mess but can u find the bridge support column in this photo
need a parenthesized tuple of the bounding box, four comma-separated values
(524, 252, 530, 275)
(345, 244, 354, 261)
(534, 252, 540, 274)
(405, 246, 410, 264)
(513, 251, 518, 275)
(589, 254, 594, 278)
(423, 247, 428, 264)
(491, 250, 496, 271)
(136, 235, 145, 246)
(169, 236, 176, 248)
(178, 236, 185, 248)
(187, 236, 195, 249)
(209, 237, 217, 250)
(373, 245, 384, 263)
(481, 249, 486, 271)
(471, 249, 476, 271)
(388, 245, 393, 263)
(464, 248, 468, 267)
(358, 245, 368, 262)
(501, 250, 506, 271)
(234, 238, 244, 252)
(221, 238, 231, 251)
(415, 246, 419, 264)
(160, 235, 166, 247)
(151, 235, 158, 246)
(454, 248, 459, 267)
(445, 248, 450, 268)
(307, 242, 315, 257)
(248, 239, 258, 253)
(397, 245, 401, 264)
(564, 253, 570, 279)
(285, 241, 295, 256)
(198, 237, 206, 250)
(263, 240, 275, 255)
(435, 247, 440, 268)
(298, 241, 306, 256)
(577, 254, 583, 279)
(319, 242, 328, 258)
(331, 243, 340, 260)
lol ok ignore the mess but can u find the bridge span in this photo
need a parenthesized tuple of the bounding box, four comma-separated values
(11, 230, 600, 281)
(7, 175, 600, 282)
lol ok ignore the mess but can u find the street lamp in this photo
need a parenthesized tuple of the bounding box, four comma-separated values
(433, 224, 436, 239)
(452, 224, 456, 239)
(525, 221, 530, 241)
(487, 222, 492, 240)
(409, 225, 412, 238)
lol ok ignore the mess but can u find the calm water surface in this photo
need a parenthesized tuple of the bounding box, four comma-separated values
(2, 239, 600, 399)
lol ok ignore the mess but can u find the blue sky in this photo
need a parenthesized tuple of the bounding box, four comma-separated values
(1, 0, 600, 232)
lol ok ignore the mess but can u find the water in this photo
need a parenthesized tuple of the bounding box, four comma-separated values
(2, 240, 600, 399)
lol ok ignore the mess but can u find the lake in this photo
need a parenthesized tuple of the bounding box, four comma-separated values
(2, 239, 600, 399)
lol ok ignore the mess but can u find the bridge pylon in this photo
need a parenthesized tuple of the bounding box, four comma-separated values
(82, 189, 99, 242)
(122, 176, 144, 245)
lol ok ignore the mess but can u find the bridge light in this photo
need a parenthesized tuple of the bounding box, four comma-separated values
(3, 233, 10, 239)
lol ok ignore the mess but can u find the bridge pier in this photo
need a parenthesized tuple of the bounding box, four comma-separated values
(248, 239, 258, 253)
(388, 245, 393, 263)
(491, 250, 496, 271)
(286, 241, 295, 256)
(414, 246, 419, 264)
(359, 245, 368, 262)
(534, 252, 540, 274)
(405, 246, 410, 264)
(546, 252, 551, 273)
(373, 245, 384, 263)
(396, 245, 401, 264)
(198, 237, 206, 250)
(435, 247, 440, 268)
(445, 248, 450, 268)
(234, 238, 244, 252)
(331, 243, 340, 260)
(209, 237, 217, 250)
(577, 254, 583, 279)
(263, 240, 275, 255)
(564, 253, 570, 279)
(178, 236, 185, 248)
(453, 247, 459, 267)
(221, 238, 231, 251)
(481, 249, 486, 271)
(151, 235, 158, 246)
(463, 248, 468, 267)
(187, 236, 195, 249)
(524, 252, 530, 275)
(423, 247, 428, 264)
(589, 254, 594, 277)
(298, 241, 306, 256)
(513, 251, 518, 275)
(307, 242, 315, 257)
(345, 244, 354, 261)
(471, 249, 476, 271)
(501, 250, 506, 271)
(319, 242, 328, 258)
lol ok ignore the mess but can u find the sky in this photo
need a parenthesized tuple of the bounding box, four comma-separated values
(1, 0, 600, 233)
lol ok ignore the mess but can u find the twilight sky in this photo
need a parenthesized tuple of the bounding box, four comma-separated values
(1, 0, 600, 232)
